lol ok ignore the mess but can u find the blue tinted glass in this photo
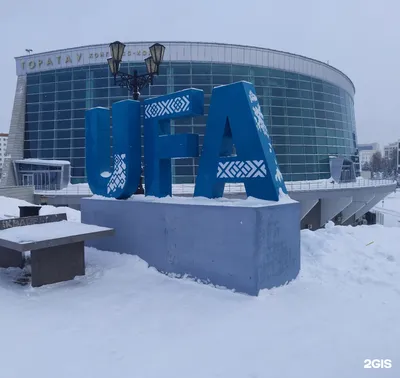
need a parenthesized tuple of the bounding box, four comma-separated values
(21, 59, 356, 182)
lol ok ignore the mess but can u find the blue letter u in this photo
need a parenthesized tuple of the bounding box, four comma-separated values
(85, 100, 141, 199)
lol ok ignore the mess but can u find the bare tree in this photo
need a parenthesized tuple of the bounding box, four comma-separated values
(370, 151, 383, 173)
(361, 161, 371, 171)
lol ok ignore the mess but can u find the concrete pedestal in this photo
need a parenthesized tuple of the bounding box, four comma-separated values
(81, 196, 301, 296)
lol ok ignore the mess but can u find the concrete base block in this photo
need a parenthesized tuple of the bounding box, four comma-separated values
(30, 241, 85, 287)
(81, 197, 301, 296)
(0, 246, 23, 268)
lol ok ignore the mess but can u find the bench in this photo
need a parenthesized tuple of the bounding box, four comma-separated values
(0, 213, 114, 287)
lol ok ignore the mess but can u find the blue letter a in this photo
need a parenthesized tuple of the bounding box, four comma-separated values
(194, 81, 287, 201)
(85, 100, 141, 199)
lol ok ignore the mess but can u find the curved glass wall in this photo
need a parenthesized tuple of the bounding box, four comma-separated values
(24, 61, 358, 184)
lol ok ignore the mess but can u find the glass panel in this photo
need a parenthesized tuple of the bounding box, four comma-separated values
(27, 74, 40, 85)
(55, 78, 71, 90)
(192, 63, 211, 75)
(56, 139, 71, 148)
(169, 64, 190, 75)
(27, 104, 39, 112)
(40, 121, 55, 130)
(41, 73, 56, 83)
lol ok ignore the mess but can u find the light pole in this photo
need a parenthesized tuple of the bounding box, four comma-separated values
(107, 41, 166, 195)
(107, 41, 165, 100)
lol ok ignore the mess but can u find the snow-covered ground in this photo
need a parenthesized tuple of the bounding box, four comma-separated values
(373, 191, 400, 227)
(0, 195, 399, 377)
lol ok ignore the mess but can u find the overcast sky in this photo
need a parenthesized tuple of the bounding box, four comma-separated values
(0, 0, 397, 148)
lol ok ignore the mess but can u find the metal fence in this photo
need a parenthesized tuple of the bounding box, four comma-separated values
(34, 178, 397, 196)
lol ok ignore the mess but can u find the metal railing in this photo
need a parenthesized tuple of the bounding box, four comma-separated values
(34, 178, 397, 196)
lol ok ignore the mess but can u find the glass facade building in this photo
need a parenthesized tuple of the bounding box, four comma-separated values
(18, 42, 358, 184)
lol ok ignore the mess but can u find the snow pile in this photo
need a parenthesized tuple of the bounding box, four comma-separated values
(0, 196, 399, 377)
(40, 205, 81, 222)
(0, 196, 37, 219)
(0, 196, 81, 222)
(302, 221, 399, 289)
(374, 190, 400, 213)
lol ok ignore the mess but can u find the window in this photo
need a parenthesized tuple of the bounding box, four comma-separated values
(56, 130, 71, 139)
(71, 158, 85, 167)
(56, 110, 71, 120)
(271, 98, 285, 107)
(271, 107, 284, 116)
(174, 75, 191, 85)
(73, 119, 85, 129)
(299, 90, 312, 99)
(287, 108, 301, 117)
(56, 139, 71, 148)
(40, 140, 54, 149)
(288, 117, 301, 126)
(93, 78, 108, 88)
(73, 90, 86, 99)
(27, 94, 39, 103)
(286, 98, 301, 108)
(56, 81, 71, 91)
(213, 75, 231, 85)
(285, 79, 298, 89)
(169, 64, 190, 75)
(271, 116, 285, 126)
(56, 149, 71, 159)
(40, 121, 55, 131)
(25, 122, 39, 131)
(192, 75, 212, 85)
(73, 129, 85, 138)
(57, 102, 71, 111)
(269, 78, 284, 87)
(27, 104, 39, 113)
(93, 88, 108, 98)
(313, 82, 323, 92)
(299, 81, 312, 90)
(27, 74, 40, 85)
(289, 136, 304, 144)
(24, 140, 38, 150)
(192, 63, 211, 75)
(72, 138, 85, 148)
(73, 80, 86, 90)
(25, 131, 38, 140)
(56, 120, 71, 129)
(42, 93, 55, 102)
(269, 69, 285, 78)
(271, 88, 285, 97)
(26, 113, 39, 122)
(40, 131, 55, 140)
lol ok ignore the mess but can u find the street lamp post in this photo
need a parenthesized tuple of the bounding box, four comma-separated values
(107, 41, 166, 194)
(107, 41, 165, 100)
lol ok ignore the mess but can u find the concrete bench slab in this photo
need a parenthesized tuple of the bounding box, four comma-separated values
(0, 216, 114, 287)
(0, 220, 114, 252)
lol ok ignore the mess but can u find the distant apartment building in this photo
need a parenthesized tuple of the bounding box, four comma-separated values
(0, 133, 9, 176)
(357, 142, 380, 170)
(383, 140, 400, 173)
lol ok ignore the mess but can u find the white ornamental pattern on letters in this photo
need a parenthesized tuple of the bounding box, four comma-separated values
(217, 160, 267, 179)
(107, 154, 127, 194)
(249, 90, 258, 103)
(275, 167, 283, 182)
(145, 95, 190, 119)
(248, 90, 269, 137)
(252, 104, 269, 137)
